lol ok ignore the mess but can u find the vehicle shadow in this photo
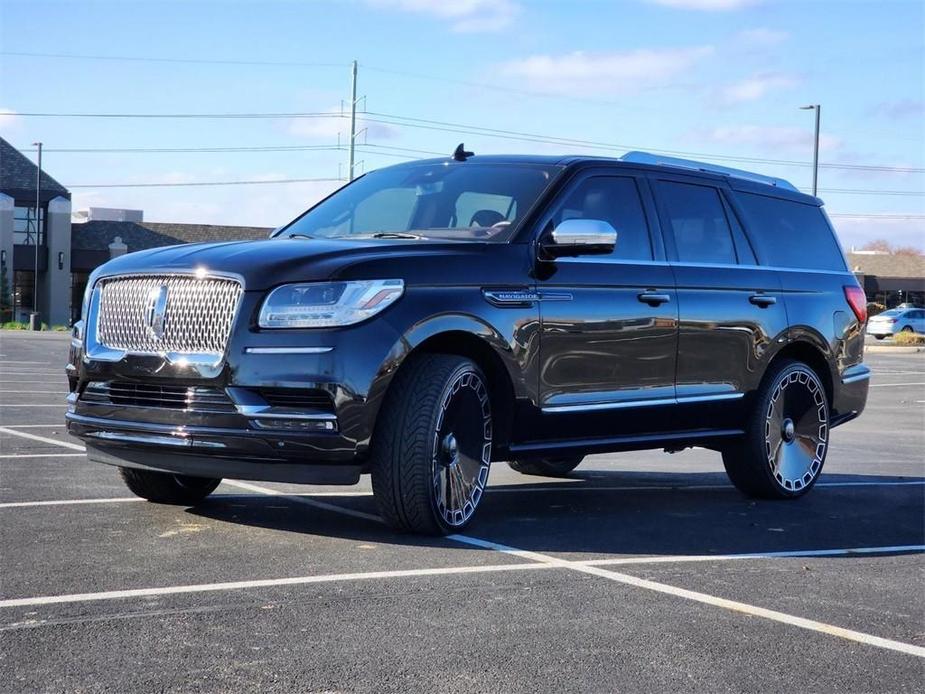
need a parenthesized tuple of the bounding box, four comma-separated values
(185, 470, 925, 559)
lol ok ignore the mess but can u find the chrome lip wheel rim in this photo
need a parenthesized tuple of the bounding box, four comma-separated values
(765, 370, 828, 492)
(432, 372, 492, 527)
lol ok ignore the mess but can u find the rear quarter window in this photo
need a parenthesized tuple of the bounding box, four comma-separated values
(735, 192, 847, 271)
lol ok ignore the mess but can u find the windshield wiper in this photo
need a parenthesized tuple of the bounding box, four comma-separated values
(370, 232, 421, 239)
(287, 233, 316, 240)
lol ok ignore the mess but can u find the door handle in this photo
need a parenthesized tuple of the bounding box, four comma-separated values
(749, 294, 777, 307)
(638, 292, 671, 306)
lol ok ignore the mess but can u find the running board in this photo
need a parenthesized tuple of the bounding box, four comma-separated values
(508, 429, 743, 457)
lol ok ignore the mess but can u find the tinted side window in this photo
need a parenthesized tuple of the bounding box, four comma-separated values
(735, 192, 847, 271)
(657, 181, 737, 264)
(552, 176, 652, 261)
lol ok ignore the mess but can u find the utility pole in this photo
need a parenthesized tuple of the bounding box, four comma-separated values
(32, 141, 42, 320)
(348, 60, 358, 181)
(800, 104, 821, 196)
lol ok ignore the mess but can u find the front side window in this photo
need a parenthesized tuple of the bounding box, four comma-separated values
(547, 176, 652, 261)
(657, 181, 737, 265)
(278, 163, 560, 242)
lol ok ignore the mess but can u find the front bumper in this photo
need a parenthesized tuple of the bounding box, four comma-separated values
(66, 291, 403, 484)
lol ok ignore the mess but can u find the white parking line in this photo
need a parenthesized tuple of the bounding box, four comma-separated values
(870, 382, 925, 388)
(0, 427, 85, 451)
(0, 424, 64, 428)
(449, 535, 925, 659)
(0, 497, 142, 509)
(0, 405, 65, 408)
(583, 545, 925, 567)
(0, 562, 551, 609)
(1, 545, 920, 610)
(0, 391, 68, 394)
(0, 453, 85, 460)
(6, 420, 925, 657)
(222, 479, 382, 523)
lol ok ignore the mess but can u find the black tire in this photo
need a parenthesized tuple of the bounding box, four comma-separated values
(119, 467, 221, 505)
(874, 335, 885, 340)
(722, 359, 829, 499)
(508, 456, 583, 477)
(370, 354, 492, 535)
(901, 325, 914, 333)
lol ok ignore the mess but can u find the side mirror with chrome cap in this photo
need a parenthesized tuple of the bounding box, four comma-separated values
(541, 218, 617, 258)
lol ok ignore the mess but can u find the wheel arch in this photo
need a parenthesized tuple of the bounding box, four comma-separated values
(368, 315, 527, 457)
(768, 338, 835, 404)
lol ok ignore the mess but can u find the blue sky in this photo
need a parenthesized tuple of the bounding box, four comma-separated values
(1, 0, 922, 249)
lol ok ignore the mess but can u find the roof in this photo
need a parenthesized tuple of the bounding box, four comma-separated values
(382, 152, 818, 204)
(847, 252, 925, 279)
(72, 220, 272, 252)
(0, 137, 70, 201)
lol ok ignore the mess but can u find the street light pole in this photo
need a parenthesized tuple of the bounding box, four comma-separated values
(32, 141, 42, 318)
(800, 104, 821, 197)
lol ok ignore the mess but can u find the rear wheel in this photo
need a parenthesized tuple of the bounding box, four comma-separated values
(370, 354, 493, 535)
(722, 359, 829, 499)
(508, 456, 583, 477)
(119, 467, 221, 505)
(901, 325, 914, 333)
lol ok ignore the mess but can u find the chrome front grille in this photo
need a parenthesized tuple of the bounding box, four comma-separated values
(96, 274, 242, 356)
(82, 381, 237, 413)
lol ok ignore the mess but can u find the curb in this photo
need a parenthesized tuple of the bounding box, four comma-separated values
(866, 345, 924, 354)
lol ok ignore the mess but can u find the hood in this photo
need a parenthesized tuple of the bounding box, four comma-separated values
(92, 237, 497, 291)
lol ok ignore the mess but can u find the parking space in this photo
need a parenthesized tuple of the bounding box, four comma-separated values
(1, 331, 923, 692)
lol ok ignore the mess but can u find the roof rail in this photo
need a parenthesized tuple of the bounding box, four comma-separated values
(620, 151, 800, 192)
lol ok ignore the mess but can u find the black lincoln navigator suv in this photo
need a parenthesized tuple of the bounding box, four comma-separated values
(66, 149, 870, 535)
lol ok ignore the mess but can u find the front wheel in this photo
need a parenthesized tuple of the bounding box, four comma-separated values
(370, 354, 493, 535)
(508, 456, 583, 477)
(722, 360, 829, 499)
(119, 467, 221, 505)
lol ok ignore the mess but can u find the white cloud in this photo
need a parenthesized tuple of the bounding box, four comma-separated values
(0, 108, 20, 134)
(364, 0, 520, 33)
(720, 72, 800, 104)
(735, 27, 789, 46)
(287, 110, 398, 141)
(648, 0, 760, 10)
(701, 125, 843, 153)
(871, 99, 925, 120)
(499, 46, 714, 97)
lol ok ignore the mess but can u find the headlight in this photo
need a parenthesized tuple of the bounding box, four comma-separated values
(258, 279, 404, 328)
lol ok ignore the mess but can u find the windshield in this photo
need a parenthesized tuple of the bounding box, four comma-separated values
(276, 162, 560, 242)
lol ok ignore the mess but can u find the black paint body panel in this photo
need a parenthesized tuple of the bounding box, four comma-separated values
(66, 156, 868, 482)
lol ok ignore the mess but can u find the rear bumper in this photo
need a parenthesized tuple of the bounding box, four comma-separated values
(831, 363, 870, 427)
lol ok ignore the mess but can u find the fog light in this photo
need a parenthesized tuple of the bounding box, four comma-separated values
(250, 418, 336, 432)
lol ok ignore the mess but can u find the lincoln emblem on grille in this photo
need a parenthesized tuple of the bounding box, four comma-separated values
(144, 285, 169, 341)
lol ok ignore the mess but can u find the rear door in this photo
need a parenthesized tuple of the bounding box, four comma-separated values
(650, 174, 789, 431)
(533, 169, 679, 440)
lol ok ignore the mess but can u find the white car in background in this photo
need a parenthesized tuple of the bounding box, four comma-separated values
(867, 307, 925, 339)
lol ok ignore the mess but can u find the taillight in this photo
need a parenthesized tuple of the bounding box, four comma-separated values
(844, 285, 867, 322)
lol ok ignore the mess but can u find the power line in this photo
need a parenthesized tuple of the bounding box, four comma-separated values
(828, 213, 925, 219)
(363, 112, 925, 174)
(21, 144, 347, 154)
(66, 177, 346, 189)
(0, 50, 345, 68)
(14, 106, 923, 174)
(15, 110, 345, 120)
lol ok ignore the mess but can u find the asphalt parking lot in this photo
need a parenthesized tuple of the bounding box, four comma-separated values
(1, 331, 923, 693)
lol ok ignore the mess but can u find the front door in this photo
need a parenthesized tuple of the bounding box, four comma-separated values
(534, 171, 679, 441)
